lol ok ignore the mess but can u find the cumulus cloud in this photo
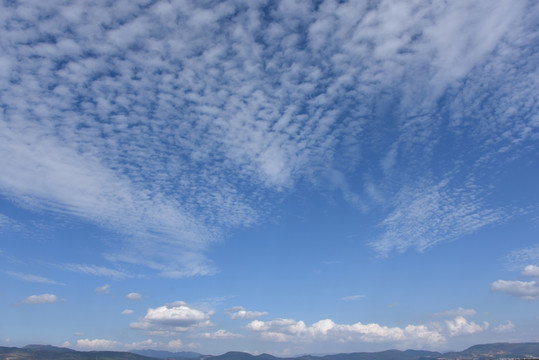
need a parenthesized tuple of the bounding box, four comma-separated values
(168, 339, 183, 349)
(131, 301, 213, 334)
(494, 320, 515, 333)
(226, 306, 268, 320)
(76, 338, 122, 350)
(20, 293, 62, 305)
(445, 316, 489, 336)
(126, 292, 142, 301)
(246, 318, 445, 346)
(95, 284, 110, 294)
(491, 279, 539, 300)
(121, 309, 134, 315)
(75, 338, 160, 351)
(492, 264, 539, 300)
(522, 265, 539, 277)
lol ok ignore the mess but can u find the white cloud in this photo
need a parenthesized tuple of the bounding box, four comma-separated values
(20, 293, 62, 305)
(370, 179, 506, 255)
(131, 301, 213, 335)
(494, 320, 515, 333)
(121, 309, 134, 315)
(126, 292, 142, 301)
(434, 307, 476, 317)
(76, 338, 123, 350)
(95, 284, 110, 294)
(226, 306, 268, 320)
(340, 295, 366, 301)
(445, 316, 489, 336)
(61, 264, 130, 279)
(0, 0, 535, 277)
(192, 329, 243, 339)
(522, 265, 539, 277)
(76, 338, 161, 351)
(491, 279, 539, 300)
(246, 317, 445, 346)
(6, 271, 63, 285)
(506, 246, 539, 271)
(168, 339, 183, 349)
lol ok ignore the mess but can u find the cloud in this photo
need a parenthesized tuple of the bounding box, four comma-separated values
(434, 307, 476, 318)
(122, 309, 134, 315)
(131, 301, 213, 334)
(76, 338, 162, 351)
(95, 284, 110, 294)
(126, 292, 142, 301)
(0, 0, 535, 277)
(506, 246, 539, 271)
(226, 306, 268, 320)
(445, 316, 489, 336)
(20, 293, 62, 305)
(192, 329, 243, 339)
(246, 318, 445, 346)
(76, 339, 122, 350)
(522, 265, 539, 277)
(340, 295, 366, 301)
(168, 339, 183, 349)
(491, 279, 539, 300)
(370, 179, 506, 255)
(493, 320, 515, 333)
(6, 271, 63, 285)
(61, 264, 130, 279)
(492, 264, 539, 300)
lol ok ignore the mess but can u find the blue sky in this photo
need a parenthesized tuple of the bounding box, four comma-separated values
(0, 0, 538, 355)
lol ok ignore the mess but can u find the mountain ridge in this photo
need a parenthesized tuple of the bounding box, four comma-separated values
(0, 342, 538, 360)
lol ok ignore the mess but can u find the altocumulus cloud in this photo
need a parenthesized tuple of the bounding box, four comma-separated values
(0, 0, 536, 277)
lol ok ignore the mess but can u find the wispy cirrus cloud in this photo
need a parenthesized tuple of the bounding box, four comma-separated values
(6, 271, 64, 285)
(60, 264, 131, 279)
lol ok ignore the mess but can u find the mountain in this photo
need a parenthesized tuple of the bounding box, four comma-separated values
(0, 344, 154, 360)
(1, 342, 538, 360)
(443, 343, 539, 359)
(131, 349, 204, 359)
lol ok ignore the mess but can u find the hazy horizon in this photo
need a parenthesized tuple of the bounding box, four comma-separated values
(0, 0, 538, 356)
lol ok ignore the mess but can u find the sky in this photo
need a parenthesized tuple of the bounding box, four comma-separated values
(0, 0, 538, 356)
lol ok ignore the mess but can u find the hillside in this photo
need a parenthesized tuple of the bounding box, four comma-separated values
(0, 342, 538, 360)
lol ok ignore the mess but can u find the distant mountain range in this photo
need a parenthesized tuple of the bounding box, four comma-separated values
(1, 343, 538, 360)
